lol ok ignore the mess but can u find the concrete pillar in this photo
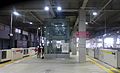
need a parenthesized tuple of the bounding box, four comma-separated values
(102, 37, 105, 48)
(71, 37, 77, 55)
(113, 35, 117, 48)
(95, 38, 97, 48)
(78, 10, 86, 63)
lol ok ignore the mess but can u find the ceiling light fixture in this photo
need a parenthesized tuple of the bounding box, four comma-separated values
(13, 11, 20, 16)
(85, 22, 88, 25)
(44, 6, 49, 11)
(29, 22, 33, 24)
(93, 12, 97, 16)
(103, 34, 106, 37)
(117, 31, 119, 33)
(62, 24, 64, 26)
(57, 6, 62, 11)
(10, 33, 13, 36)
(38, 27, 40, 29)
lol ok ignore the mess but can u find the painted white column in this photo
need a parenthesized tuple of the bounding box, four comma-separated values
(78, 10, 86, 63)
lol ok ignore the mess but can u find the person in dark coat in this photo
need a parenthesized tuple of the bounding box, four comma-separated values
(37, 46, 41, 58)
(41, 44, 44, 59)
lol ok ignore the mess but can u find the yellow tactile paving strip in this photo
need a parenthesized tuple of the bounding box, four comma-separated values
(88, 56, 120, 73)
(89, 58, 114, 73)
(0, 61, 14, 68)
(0, 55, 120, 73)
(0, 56, 33, 68)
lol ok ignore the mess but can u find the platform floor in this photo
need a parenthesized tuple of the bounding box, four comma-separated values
(0, 56, 107, 73)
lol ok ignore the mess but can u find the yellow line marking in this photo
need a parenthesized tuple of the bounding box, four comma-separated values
(88, 57, 114, 73)
(88, 56, 120, 73)
(110, 68, 120, 73)
(0, 55, 34, 68)
(101, 50, 113, 54)
(0, 61, 14, 68)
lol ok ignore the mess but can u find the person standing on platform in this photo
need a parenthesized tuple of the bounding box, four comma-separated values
(41, 44, 44, 59)
(37, 46, 41, 58)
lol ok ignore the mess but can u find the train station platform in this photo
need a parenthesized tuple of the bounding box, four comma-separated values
(0, 55, 108, 73)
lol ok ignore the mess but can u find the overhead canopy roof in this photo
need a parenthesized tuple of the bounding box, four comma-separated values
(0, 0, 120, 38)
